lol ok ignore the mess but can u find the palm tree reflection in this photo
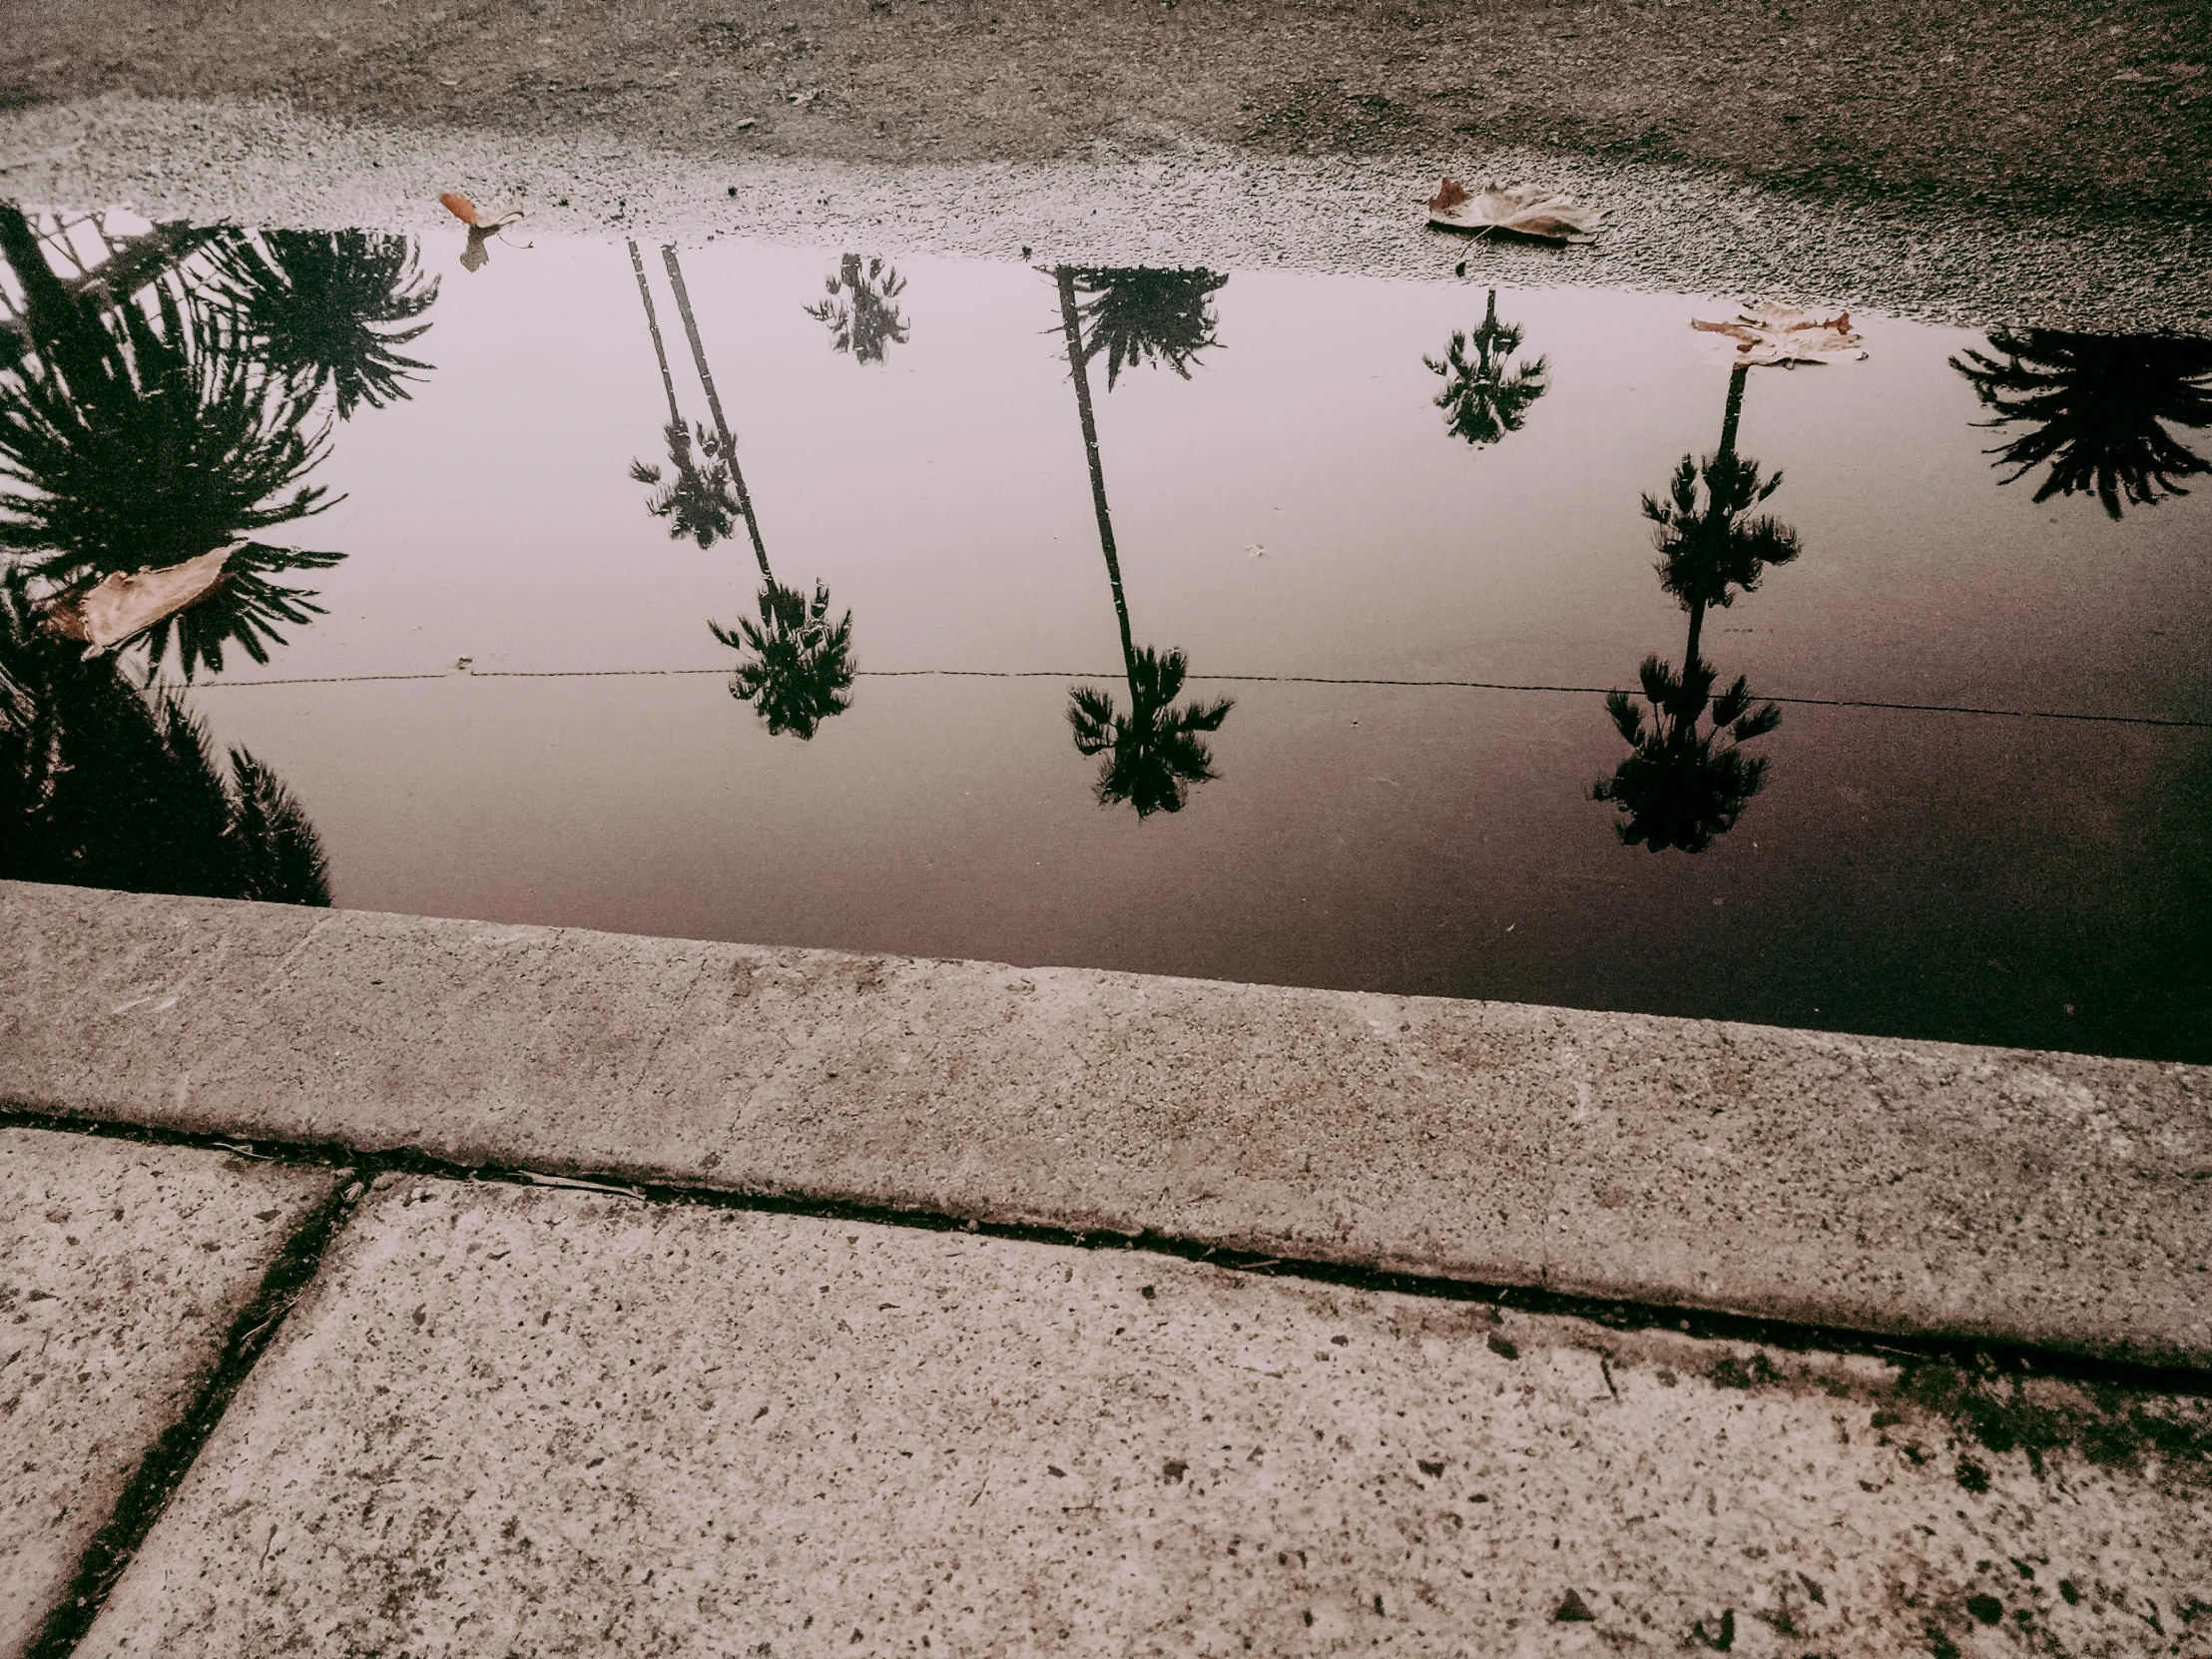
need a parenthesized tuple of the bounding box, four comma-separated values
(1592, 652, 1781, 853)
(805, 255, 910, 364)
(0, 208, 438, 680)
(626, 239, 743, 550)
(1065, 267, 1229, 387)
(0, 208, 354, 679)
(652, 246, 855, 738)
(1951, 327, 2212, 519)
(1051, 266, 1234, 816)
(1594, 363, 1794, 850)
(1, 573, 329, 902)
(1423, 288, 1547, 446)
(205, 229, 438, 417)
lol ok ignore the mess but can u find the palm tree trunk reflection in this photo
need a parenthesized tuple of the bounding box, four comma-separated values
(657, 246, 853, 739)
(626, 241, 741, 549)
(1053, 266, 1233, 819)
(662, 245, 770, 574)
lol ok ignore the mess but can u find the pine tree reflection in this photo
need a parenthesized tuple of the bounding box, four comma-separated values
(1051, 267, 1234, 817)
(1422, 288, 1547, 446)
(804, 255, 911, 365)
(1951, 328, 2212, 519)
(1594, 363, 1794, 851)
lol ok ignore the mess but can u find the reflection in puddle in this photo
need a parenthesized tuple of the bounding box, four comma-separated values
(3, 205, 2209, 1059)
(1953, 328, 2212, 519)
(1596, 361, 1798, 852)
(1055, 265, 1235, 816)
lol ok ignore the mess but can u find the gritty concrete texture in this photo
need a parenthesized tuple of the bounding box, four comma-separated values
(5, 881, 2209, 1367)
(0, 1127, 335, 1659)
(85, 1178, 2212, 1657)
(2, 94, 2208, 337)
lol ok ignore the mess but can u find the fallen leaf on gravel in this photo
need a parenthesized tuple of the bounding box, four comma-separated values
(41, 544, 238, 652)
(1424, 177, 1603, 243)
(1692, 303, 1867, 364)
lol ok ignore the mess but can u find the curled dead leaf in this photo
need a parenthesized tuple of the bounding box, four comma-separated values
(41, 545, 240, 654)
(1691, 303, 1867, 365)
(1425, 177, 1602, 244)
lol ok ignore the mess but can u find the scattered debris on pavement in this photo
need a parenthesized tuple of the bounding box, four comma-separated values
(440, 192, 527, 272)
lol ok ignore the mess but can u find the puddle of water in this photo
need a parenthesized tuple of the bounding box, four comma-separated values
(3, 207, 2208, 1061)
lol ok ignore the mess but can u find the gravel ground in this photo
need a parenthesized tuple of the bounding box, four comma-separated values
(3, 92, 2208, 333)
(6, 0, 2208, 222)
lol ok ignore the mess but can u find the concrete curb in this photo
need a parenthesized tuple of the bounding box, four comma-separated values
(3, 880, 2207, 1366)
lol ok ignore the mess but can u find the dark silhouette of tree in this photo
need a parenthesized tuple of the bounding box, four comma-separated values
(204, 229, 438, 418)
(1951, 327, 2212, 519)
(0, 205, 344, 680)
(631, 420, 742, 548)
(1052, 266, 1234, 816)
(0, 206, 436, 680)
(1594, 360, 1794, 851)
(0, 572, 329, 901)
(1642, 449, 1800, 669)
(1591, 651, 1781, 853)
(1422, 288, 1547, 446)
(710, 578, 855, 739)
(1069, 646, 1232, 816)
(654, 246, 856, 737)
(1064, 266, 1229, 388)
(805, 254, 910, 364)
(627, 239, 744, 552)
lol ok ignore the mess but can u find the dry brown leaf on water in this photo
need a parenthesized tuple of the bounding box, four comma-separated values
(439, 192, 523, 230)
(41, 545, 239, 653)
(1691, 303, 1868, 365)
(440, 192, 526, 272)
(1424, 177, 1603, 244)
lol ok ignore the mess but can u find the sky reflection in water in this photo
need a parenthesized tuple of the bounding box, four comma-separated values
(3, 207, 2209, 1061)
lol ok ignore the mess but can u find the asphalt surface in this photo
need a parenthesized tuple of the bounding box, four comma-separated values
(3, 1, 2210, 332)
(7, 0, 2210, 222)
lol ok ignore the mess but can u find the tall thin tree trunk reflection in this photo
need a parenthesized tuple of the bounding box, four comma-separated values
(1053, 267, 1233, 818)
(661, 245, 854, 738)
(627, 241, 740, 549)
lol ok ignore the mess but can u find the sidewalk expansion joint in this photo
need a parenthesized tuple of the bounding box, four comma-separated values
(8, 1101, 2210, 1403)
(21, 1150, 365, 1659)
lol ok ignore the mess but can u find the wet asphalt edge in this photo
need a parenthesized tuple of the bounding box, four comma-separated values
(2, 93, 2208, 335)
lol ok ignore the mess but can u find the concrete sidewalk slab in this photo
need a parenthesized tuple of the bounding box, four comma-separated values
(6, 881, 2210, 1367)
(5, 882, 2208, 1365)
(85, 1179, 2211, 1656)
(0, 1128, 335, 1659)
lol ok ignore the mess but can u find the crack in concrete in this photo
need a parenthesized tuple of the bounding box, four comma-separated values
(19, 1157, 364, 1659)
(6, 1101, 2206, 1400)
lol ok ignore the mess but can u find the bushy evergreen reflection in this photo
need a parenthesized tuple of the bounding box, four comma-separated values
(0, 574, 328, 902)
(1423, 288, 1546, 446)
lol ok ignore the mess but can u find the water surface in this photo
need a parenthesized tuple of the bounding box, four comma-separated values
(4, 209, 2207, 1060)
